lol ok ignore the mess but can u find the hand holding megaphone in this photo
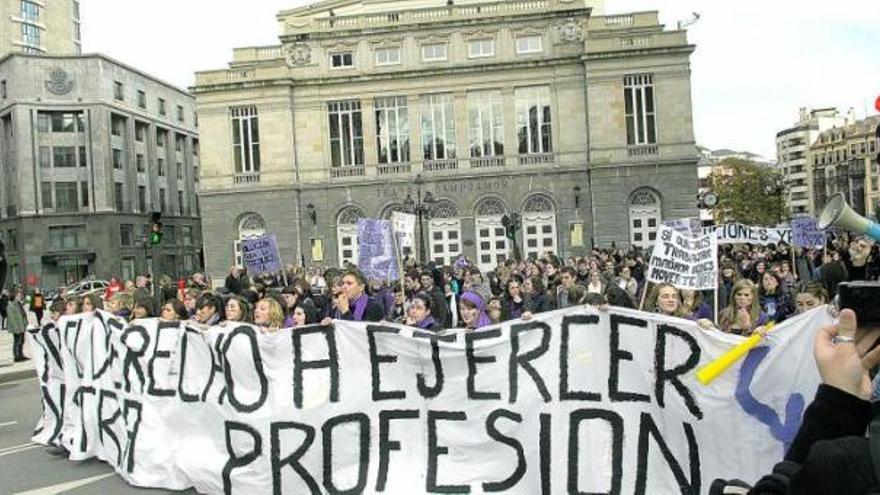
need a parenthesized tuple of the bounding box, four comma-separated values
(818, 193, 880, 242)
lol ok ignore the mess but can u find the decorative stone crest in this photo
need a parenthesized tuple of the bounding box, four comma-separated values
(555, 18, 584, 43)
(285, 43, 312, 67)
(45, 68, 74, 95)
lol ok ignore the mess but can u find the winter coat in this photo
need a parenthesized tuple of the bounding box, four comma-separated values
(7, 301, 26, 335)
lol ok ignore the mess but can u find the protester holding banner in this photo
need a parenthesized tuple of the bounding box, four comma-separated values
(325, 270, 384, 323)
(458, 291, 492, 330)
(718, 279, 768, 335)
(253, 297, 284, 331)
(646, 283, 687, 318)
(159, 299, 188, 321)
(224, 295, 252, 324)
(794, 283, 828, 315)
(403, 292, 440, 331)
(108, 292, 133, 320)
(81, 293, 103, 312)
(193, 293, 223, 326)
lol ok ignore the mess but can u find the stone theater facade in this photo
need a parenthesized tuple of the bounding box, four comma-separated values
(194, 0, 699, 279)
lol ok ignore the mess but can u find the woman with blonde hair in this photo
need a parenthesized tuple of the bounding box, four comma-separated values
(254, 297, 285, 332)
(646, 283, 688, 318)
(718, 279, 769, 336)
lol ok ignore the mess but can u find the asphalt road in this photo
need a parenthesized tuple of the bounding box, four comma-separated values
(0, 377, 192, 494)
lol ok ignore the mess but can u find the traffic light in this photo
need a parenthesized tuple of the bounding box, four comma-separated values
(149, 212, 163, 245)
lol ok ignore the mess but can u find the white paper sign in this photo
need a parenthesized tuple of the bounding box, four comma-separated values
(701, 223, 791, 245)
(28, 307, 831, 494)
(391, 211, 416, 251)
(648, 225, 719, 290)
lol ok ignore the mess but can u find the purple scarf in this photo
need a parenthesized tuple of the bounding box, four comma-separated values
(416, 315, 437, 330)
(459, 291, 492, 329)
(335, 293, 369, 321)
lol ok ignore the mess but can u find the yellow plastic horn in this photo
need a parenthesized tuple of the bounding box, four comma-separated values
(696, 322, 776, 386)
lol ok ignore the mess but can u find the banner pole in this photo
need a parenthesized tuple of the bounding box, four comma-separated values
(638, 282, 649, 311)
(714, 287, 719, 324)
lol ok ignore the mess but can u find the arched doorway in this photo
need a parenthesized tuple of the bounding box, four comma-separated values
(336, 205, 365, 267)
(428, 200, 461, 266)
(234, 212, 266, 267)
(521, 194, 557, 259)
(474, 196, 509, 272)
(628, 188, 662, 249)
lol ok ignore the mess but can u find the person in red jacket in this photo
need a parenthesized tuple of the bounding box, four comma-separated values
(104, 276, 123, 301)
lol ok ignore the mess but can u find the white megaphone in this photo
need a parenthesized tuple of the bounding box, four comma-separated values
(817, 192, 880, 241)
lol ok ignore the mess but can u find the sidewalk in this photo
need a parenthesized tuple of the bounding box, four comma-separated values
(0, 330, 37, 383)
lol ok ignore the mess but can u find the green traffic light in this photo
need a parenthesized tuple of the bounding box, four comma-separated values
(150, 231, 163, 245)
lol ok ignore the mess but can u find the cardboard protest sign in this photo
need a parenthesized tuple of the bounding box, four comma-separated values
(648, 225, 718, 290)
(240, 235, 282, 275)
(701, 223, 792, 245)
(30, 306, 831, 493)
(357, 219, 399, 281)
(790, 216, 825, 248)
(664, 217, 702, 238)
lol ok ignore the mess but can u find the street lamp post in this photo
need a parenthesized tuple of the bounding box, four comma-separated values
(403, 174, 436, 263)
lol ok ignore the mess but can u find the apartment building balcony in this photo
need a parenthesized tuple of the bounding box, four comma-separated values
(233, 172, 260, 185)
(518, 152, 555, 166)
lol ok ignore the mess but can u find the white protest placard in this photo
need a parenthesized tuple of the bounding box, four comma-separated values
(28, 306, 831, 493)
(648, 225, 718, 290)
(701, 223, 791, 245)
(664, 217, 702, 238)
(391, 211, 416, 252)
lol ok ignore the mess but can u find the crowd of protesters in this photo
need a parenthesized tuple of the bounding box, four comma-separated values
(3, 230, 877, 364)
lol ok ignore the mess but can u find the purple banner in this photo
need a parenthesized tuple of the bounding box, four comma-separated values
(357, 219, 399, 281)
(240, 235, 282, 275)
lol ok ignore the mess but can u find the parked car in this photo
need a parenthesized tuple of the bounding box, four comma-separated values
(61, 280, 109, 299)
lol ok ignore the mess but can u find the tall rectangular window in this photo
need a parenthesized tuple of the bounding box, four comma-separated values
(515, 86, 552, 154)
(21, 23, 40, 47)
(114, 81, 124, 101)
(158, 98, 166, 116)
(112, 149, 124, 169)
(375, 47, 401, 66)
(176, 162, 183, 179)
(420, 93, 456, 160)
(468, 90, 504, 157)
(41, 182, 52, 208)
(375, 96, 409, 164)
(114, 182, 125, 211)
(78, 146, 87, 167)
(421, 43, 447, 62)
(39, 146, 50, 168)
(157, 158, 165, 177)
(177, 105, 184, 122)
(80, 181, 89, 207)
(178, 191, 185, 215)
(55, 182, 78, 212)
(136, 153, 145, 172)
(328, 100, 364, 167)
(624, 74, 657, 145)
(53, 146, 76, 168)
(231, 106, 260, 173)
(120, 224, 133, 246)
(21, 1, 39, 22)
(137, 90, 146, 109)
(159, 189, 166, 213)
(111, 114, 125, 136)
(135, 122, 146, 142)
(138, 186, 146, 212)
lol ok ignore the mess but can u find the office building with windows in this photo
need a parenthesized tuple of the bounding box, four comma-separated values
(194, 0, 699, 279)
(0, 53, 202, 288)
(0, 0, 81, 56)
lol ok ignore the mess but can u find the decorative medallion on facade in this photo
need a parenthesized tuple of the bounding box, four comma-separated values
(555, 18, 584, 43)
(45, 68, 74, 95)
(285, 43, 313, 67)
(475, 197, 507, 217)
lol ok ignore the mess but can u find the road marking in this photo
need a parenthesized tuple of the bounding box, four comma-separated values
(0, 442, 40, 457)
(15, 472, 116, 495)
(0, 420, 18, 427)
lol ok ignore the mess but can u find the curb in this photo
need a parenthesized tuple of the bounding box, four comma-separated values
(0, 366, 37, 384)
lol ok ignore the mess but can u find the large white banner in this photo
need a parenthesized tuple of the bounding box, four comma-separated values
(27, 307, 831, 494)
(648, 225, 718, 290)
(701, 224, 791, 245)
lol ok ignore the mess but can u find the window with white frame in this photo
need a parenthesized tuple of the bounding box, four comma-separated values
(231, 106, 260, 173)
(328, 100, 364, 167)
(421, 43, 447, 62)
(375, 96, 410, 164)
(21, 1, 40, 22)
(468, 39, 495, 58)
(375, 47, 400, 66)
(21, 23, 40, 47)
(474, 197, 509, 272)
(330, 52, 354, 68)
(468, 90, 504, 157)
(624, 74, 657, 145)
(428, 201, 461, 266)
(515, 35, 543, 54)
(336, 206, 364, 267)
(521, 194, 557, 259)
(515, 86, 553, 154)
(420, 93, 456, 160)
(629, 188, 661, 249)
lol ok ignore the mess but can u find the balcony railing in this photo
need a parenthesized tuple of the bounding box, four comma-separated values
(330, 166, 366, 179)
(233, 172, 260, 184)
(518, 153, 555, 165)
(627, 144, 658, 157)
(470, 156, 506, 168)
(423, 159, 458, 172)
(377, 163, 411, 175)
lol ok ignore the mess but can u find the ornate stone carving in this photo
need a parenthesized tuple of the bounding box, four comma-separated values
(630, 188, 660, 206)
(555, 18, 584, 44)
(523, 194, 555, 213)
(475, 197, 507, 217)
(430, 200, 459, 219)
(238, 213, 267, 237)
(45, 68, 74, 95)
(285, 43, 312, 67)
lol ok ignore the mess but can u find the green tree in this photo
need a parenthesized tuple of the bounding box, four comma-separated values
(708, 158, 788, 226)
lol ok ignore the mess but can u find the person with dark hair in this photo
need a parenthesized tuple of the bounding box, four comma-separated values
(405, 292, 439, 331)
(501, 276, 534, 320)
(522, 276, 549, 313)
(321, 269, 384, 323)
(555, 266, 579, 309)
(604, 285, 635, 309)
(132, 296, 158, 320)
(419, 270, 449, 328)
(819, 249, 848, 299)
(458, 291, 492, 331)
(224, 295, 253, 324)
(7, 289, 28, 362)
(795, 282, 828, 315)
(81, 293, 104, 312)
(160, 299, 189, 321)
(194, 293, 222, 326)
(759, 271, 795, 323)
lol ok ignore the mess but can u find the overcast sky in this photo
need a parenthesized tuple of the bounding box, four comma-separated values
(81, 0, 880, 159)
